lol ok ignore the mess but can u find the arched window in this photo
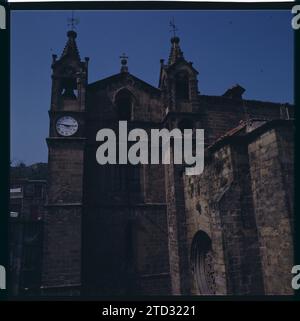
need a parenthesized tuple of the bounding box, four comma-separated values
(61, 79, 77, 100)
(191, 231, 216, 294)
(175, 72, 189, 100)
(115, 89, 134, 121)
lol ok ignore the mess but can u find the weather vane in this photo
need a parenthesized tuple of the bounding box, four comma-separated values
(169, 17, 178, 37)
(67, 11, 80, 31)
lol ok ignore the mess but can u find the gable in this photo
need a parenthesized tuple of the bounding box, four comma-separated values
(88, 72, 161, 97)
(86, 72, 163, 123)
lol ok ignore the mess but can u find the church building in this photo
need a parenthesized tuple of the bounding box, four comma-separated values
(41, 28, 294, 296)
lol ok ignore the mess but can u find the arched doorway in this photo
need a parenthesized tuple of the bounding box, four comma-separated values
(191, 230, 216, 294)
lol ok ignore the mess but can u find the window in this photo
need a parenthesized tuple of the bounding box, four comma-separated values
(175, 72, 189, 100)
(61, 77, 77, 100)
(191, 231, 216, 294)
(115, 89, 133, 121)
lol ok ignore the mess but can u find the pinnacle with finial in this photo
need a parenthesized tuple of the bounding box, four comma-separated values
(169, 17, 178, 38)
(67, 11, 80, 31)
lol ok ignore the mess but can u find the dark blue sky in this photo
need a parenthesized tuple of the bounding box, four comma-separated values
(11, 10, 294, 165)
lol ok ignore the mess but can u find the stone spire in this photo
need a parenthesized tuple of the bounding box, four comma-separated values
(168, 18, 184, 65)
(60, 30, 81, 61)
(168, 36, 184, 65)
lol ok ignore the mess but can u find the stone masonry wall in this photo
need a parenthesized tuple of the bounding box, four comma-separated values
(184, 146, 232, 295)
(184, 121, 294, 295)
(248, 123, 294, 294)
(42, 140, 84, 292)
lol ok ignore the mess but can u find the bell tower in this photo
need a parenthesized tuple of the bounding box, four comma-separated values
(159, 35, 199, 114)
(42, 29, 89, 295)
(160, 28, 200, 294)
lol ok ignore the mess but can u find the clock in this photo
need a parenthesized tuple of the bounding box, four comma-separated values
(56, 116, 78, 137)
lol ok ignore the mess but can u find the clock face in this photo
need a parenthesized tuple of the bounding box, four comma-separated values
(56, 116, 78, 137)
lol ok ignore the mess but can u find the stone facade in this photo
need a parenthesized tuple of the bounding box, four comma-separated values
(42, 30, 294, 296)
(185, 120, 294, 295)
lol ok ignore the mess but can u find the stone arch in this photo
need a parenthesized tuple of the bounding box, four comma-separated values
(114, 88, 136, 121)
(191, 230, 216, 294)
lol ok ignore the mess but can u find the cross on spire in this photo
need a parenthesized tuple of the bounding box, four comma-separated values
(61, 12, 80, 60)
(120, 53, 128, 61)
(120, 53, 129, 73)
(169, 17, 178, 38)
(67, 11, 79, 31)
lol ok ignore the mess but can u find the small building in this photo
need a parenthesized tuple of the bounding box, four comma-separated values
(9, 179, 46, 296)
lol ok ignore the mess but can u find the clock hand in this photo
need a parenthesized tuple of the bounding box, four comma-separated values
(57, 123, 76, 127)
